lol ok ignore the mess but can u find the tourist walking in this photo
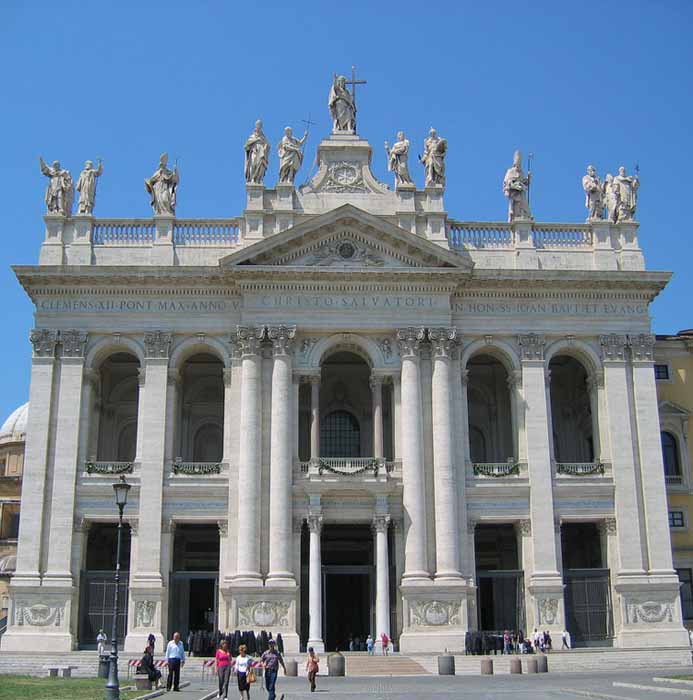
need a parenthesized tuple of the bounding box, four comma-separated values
(561, 629, 571, 649)
(380, 631, 390, 655)
(306, 646, 319, 692)
(147, 632, 156, 655)
(216, 639, 232, 699)
(96, 629, 107, 656)
(261, 638, 286, 700)
(235, 644, 253, 700)
(165, 631, 186, 692)
(366, 634, 374, 655)
(137, 645, 162, 689)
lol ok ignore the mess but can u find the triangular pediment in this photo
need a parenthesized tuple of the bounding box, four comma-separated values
(659, 400, 691, 418)
(219, 204, 472, 271)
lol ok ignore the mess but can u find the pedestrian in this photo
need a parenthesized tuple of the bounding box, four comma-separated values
(544, 630, 552, 651)
(261, 638, 286, 700)
(96, 629, 107, 656)
(147, 632, 156, 655)
(306, 646, 319, 693)
(216, 639, 232, 700)
(165, 631, 186, 692)
(561, 629, 571, 649)
(503, 630, 511, 655)
(137, 644, 162, 690)
(366, 634, 374, 655)
(380, 631, 390, 656)
(234, 644, 253, 700)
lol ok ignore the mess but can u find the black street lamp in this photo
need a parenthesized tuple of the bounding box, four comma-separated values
(105, 476, 131, 700)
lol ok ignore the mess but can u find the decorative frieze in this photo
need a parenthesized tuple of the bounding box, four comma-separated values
(30, 329, 58, 358)
(134, 600, 157, 628)
(60, 330, 88, 358)
(267, 325, 297, 356)
(625, 599, 676, 625)
(144, 331, 172, 359)
(599, 333, 628, 362)
(396, 327, 426, 358)
(517, 333, 545, 361)
(15, 602, 64, 627)
(428, 327, 458, 358)
(238, 600, 291, 628)
(628, 333, 656, 362)
(409, 600, 461, 627)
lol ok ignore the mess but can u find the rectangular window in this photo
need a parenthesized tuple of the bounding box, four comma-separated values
(669, 510, 686, 528)
(677, 568, 693, 619)
(0, 504, 19, 539)
(655, 364, 670, 380)
(0, 461, 5, 477)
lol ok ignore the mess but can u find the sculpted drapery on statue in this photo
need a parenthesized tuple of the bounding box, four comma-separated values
(385, 132, 414, 187)
(328, 75, 356, 133)
(613, 166, 639, 222)
(277, 126, 308, 184)
(582, 165, 603, 221)
(76, 159, 103, 215)
(144, 153, 179, 215)
(503, 149, 533, 222)
(421, 128, 447, 187)
(603, 173, 619, 222)
(39, 157, 73, 216)
(244, 120, 270, 185)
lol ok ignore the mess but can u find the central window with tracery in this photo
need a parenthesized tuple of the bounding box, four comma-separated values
(321, 410, 360, 457)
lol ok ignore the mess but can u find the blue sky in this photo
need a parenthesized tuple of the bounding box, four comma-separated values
(1, 1, 691, 421)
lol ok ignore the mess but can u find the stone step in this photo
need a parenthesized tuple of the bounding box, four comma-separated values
(344, 654, 428, 676)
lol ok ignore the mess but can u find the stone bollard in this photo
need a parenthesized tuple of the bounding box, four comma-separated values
(526, 658, 538, 674)
(480, 658, 493, 675)
(285, 660, 298, 677)
(536, 654, 548, 673)
(328, 652, 345, 677)
(438, 655, 455, 675)
(510, 657, 522, 674)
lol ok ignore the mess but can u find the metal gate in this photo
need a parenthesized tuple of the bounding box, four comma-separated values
(79, 571, 129, 649)
(563, 568, 613, 644)
(476, 570, 525, 632)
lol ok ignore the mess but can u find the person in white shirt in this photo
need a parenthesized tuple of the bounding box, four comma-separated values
(165, 631, 186, 692)
(234, 644, 253, 700)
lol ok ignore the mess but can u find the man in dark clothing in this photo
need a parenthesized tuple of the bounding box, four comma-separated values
(261, 639, 287, 700)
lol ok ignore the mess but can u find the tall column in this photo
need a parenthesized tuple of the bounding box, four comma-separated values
(235, 326, 264, 581)
(267, 325, 297, 583)
(373, 514, 391, 646)
(45, 331, 88, 582)
(77, 368, 99, 465)
(309, 376, 320, 462)
(397, 327, 429, 580)
(629, 334, 677, 573)
(307, 513, 324, 652)
(599, 334, 646, 573)
(12, 330, 58, 582)
(428, 328, 462, 579)
(370, 375, 384, 459)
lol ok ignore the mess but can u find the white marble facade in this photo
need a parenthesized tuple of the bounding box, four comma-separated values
(2, 103, 687, 654)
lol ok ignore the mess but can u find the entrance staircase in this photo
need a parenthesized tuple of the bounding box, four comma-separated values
(343, 652, 428, 676)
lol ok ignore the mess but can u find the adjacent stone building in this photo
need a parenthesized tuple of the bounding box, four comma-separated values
(1, 87, 688, 654)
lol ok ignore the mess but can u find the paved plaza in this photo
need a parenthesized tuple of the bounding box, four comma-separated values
(172, 668, 693, 700)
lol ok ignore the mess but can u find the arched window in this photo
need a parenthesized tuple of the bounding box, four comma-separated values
(662, 431, 681, 478)
(321, 410, 360, 457)
(193, 424, 223, 462)
(470, 427, 487, 463)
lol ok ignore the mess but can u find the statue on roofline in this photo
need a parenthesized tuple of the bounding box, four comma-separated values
(385, 132, 414, 187)
(582, 165, 603, 221)
(503, 149, 533, 222)
(244, 120, 270, 185)
(39, 156, 74, 216)
(144, 153, 179, 215)
(612, 165, 639, 222)
(277, 126, 308, 185)
(76, 159, 103, 215)
(421, 128, 447, 187)
(328, 75, 356, 133)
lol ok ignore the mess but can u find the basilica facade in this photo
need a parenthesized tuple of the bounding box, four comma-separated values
(1, 84, 687, 654)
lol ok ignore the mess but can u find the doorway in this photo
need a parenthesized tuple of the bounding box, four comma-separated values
(324, 568, 371, 651)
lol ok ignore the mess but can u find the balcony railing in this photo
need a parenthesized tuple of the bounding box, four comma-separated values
(471, 461, 522, 478)
(666, 474, 684, 486)
(173, 219, 241, 246)
(447, 221, 594, 250)
(92, 220, 155, 245)
(171, 461, 224, 476)
(85, 461, 134, 475)
(555, 462, 606, 476)
(297, 458, 399, 476)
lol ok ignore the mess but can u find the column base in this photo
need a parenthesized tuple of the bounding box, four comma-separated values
(526, 574, 565, 636)
(265, 573, 297, 588)
(124, 583, 168, 654)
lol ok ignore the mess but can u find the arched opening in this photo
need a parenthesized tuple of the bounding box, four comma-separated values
(94, 352, 140, 462)
(662, 431, 681, 482)
(467, 354, 514, 463)
(321, 409, 361, 457)
(176, 353, 224, 463)
(549, 355, 594, 463)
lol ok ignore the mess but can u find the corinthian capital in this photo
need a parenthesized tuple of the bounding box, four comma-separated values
(628, 333, 656, 363)
(396, 327, 426, 359)
(428, 327, 459, 359)
(60, 329, 88, 358)
(599, 333, 627, 362)
(306, 514, 323, 534)
(517, 333, 545, 361)
(236, 326, 265, 356)
(144, 331, 172, 359)
(267, 325, 297, 356)
(30, 329, 58, 358)
(372, 514, 391, 533)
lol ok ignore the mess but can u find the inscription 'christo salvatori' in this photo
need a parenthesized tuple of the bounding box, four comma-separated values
(258, 295, 437, 309)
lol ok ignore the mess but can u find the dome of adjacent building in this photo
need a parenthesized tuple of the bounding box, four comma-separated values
(0, 402, 28, 443)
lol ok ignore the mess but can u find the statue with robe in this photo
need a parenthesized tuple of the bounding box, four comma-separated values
(39, 157, 74, 216)
(144, 153, 179, 215)
(328, 75, 356, 132)
(582, 165, 603, 220)
(421, 128, 447, 187)
(603, 173, 619, 222)
(76, 159, 103, 214)
(244, 120, 270, 185)
(503, 150, 533, 222)
(613, 166, 639, 222)
(277, 126, 308, 184)
(385, 132, 414, 187)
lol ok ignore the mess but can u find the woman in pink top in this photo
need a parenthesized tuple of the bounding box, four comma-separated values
(215, 639, 232, 699)
(380, 632, 390, 656)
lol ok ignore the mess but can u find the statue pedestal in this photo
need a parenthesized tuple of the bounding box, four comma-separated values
(592, 222, 618, 271)
(423, 186, 447, 242)
(151, 215, 175, 265)
(244, 184, 266, 240)
(615, 221, 644, 270)
(39, 214, 66, 265)
(512, 220, 539, 269)
(395, 183, 416, 234)
(274, 183, 295, 234)
(71, 215, 94, 265)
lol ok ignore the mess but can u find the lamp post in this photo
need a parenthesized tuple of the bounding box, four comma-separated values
(105, 476, 130, 700)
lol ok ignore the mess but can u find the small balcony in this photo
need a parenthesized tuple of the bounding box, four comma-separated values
(84, 461, 136, 476)
(468, 460, 526, 479)
(554, 461, 610, 478)
(296, 457, 401, 479)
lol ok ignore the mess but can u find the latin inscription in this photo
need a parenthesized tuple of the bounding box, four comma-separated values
(255, 294, 438, 310)
(454, 301, 647, 316)
(37, 298, 240, 313)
